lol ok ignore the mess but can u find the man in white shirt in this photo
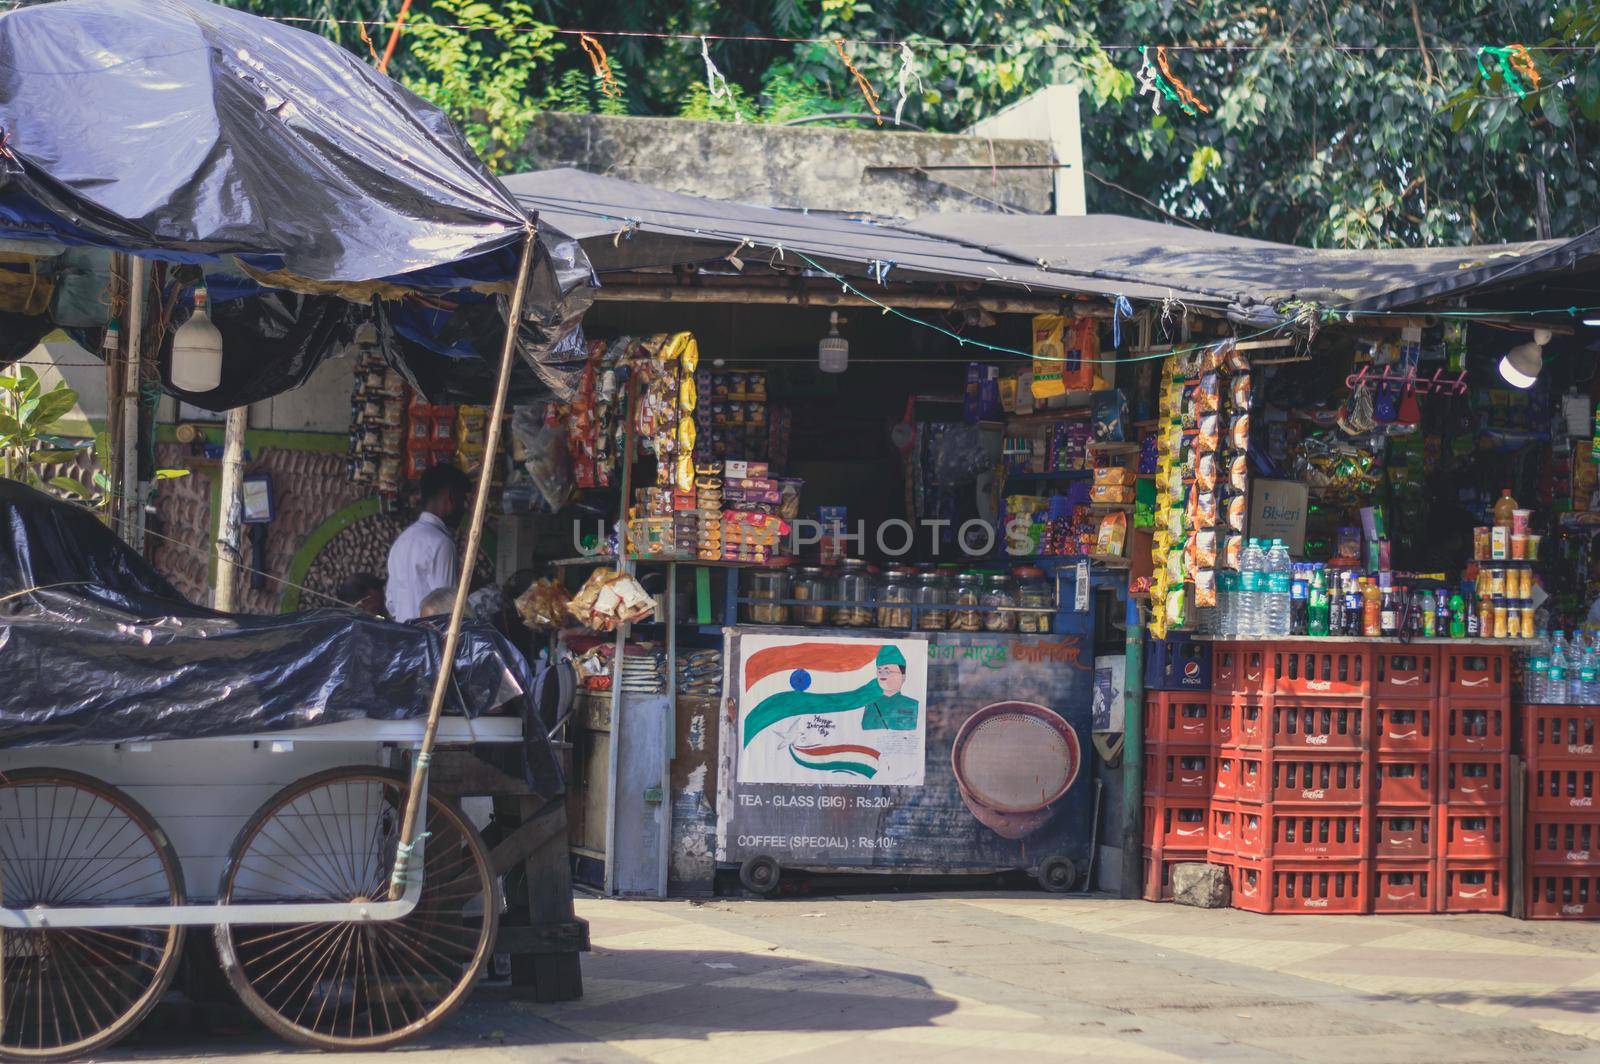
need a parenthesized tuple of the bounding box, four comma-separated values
(386, 463, 471, 622)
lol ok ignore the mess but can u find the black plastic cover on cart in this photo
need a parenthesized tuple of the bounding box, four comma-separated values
(0, 479, 561, 797)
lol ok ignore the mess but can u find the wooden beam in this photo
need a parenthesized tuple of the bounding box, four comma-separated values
(495, 921, 591, 955)
(591, 282, 1102, 316)
(488, 801, 569, 877)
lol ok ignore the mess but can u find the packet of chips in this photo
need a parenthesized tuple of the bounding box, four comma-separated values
(1196, 414, 1219, 453)
(1229, 413, 1251, 451)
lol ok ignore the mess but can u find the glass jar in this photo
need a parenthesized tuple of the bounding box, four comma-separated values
(951, 571, 984, 632)
(1015, 566, 1053, 634)
(746, 566, 790, 625)
(877, 566, 916, 629)
(832, 559, 877, 627)
(914, 569, 949, 631)
(982, 573, 1018, 632)
(791, 566, 830, 626)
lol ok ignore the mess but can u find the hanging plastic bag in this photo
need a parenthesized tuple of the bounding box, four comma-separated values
(511, 403, 574, 512)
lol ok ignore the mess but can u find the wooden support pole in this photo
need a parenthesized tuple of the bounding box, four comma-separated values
(212, 405, 248, 611)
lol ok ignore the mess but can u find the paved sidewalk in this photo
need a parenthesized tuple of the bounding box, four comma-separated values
(118, 893, 1600, 1062)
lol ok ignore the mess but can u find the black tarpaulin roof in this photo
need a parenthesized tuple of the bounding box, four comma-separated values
(503, 168, 1217, 304)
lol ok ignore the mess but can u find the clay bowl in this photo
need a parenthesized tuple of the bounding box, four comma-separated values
(951, 701, 1081, 840)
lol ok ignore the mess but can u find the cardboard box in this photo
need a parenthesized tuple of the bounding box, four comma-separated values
(1248, 478, 1308, 554)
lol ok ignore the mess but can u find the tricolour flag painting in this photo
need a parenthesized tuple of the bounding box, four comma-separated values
(736, 632, 928, 787)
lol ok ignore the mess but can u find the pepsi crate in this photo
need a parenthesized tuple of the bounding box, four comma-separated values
(1145, 635, 1211, 692)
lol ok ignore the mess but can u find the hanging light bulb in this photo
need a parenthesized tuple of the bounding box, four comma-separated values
(818, 311, 848, 374)
(1497, 327, 1551, 390)
(170, 284, 224, 392)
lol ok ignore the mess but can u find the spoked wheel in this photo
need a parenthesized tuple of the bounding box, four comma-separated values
(0, 768, 185, 1062)
(214, 766, 498, 1050)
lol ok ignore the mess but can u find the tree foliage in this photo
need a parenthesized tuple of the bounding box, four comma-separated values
(209, 0, 1599, 248)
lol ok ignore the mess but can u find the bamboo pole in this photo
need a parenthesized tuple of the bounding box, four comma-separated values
(390, 230, 539, 899)
(213, 405, 248, 611)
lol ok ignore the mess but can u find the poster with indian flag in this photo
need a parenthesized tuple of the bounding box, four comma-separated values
(736, 632, 929, 787)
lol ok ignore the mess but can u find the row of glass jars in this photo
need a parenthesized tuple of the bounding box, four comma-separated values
(747, 562, 1054, 633)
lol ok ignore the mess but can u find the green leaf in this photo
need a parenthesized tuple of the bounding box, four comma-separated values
(30, 449, 84, 465)
(48, 476, 90, 498)
(1187, 145, 1222, 184)
(153, 468, 191, 481)
(28, 386, 78, 430)
(0, 411, 21, 438)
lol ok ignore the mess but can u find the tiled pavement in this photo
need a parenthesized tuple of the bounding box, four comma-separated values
(119, 894, 1600, 1062)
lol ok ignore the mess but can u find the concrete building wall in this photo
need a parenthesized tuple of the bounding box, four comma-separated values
(519, 112, 1056, 216)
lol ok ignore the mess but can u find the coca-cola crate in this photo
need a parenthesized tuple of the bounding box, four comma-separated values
(1440, 859, 1508, 914)
(1144, 693, 1213, 747)
(1232, 858, 1368, 915)
(1214, 645, 1269, 695)
(1232, 805, 1265, 858)
(1374, 755, 1433, 806)
(1443, 754, 1508, 805)
(1145, 748, 1214, 799)
(1143, 798, 1210, 851)
(1372, 861, 1435, 913)
(1273, 646, 1369, 697)
(1443, 648, 1510, 697)
(1373, 809, 1434, 859)
(1373, 649, 1438, 697)
(1526, 815, 1600, 867)
(1443, 701, 1508, 753)
(1269, 700, 1367, 751)
(1525, 706, 1600, 762)
(1141, 845, 1209, 902)
(1526, 870, 1600, 919)
(1530, 763, 1600, 813)
(1268, 754, 1366, 805)
(1216, 700, 1264, 749)
(1258, 810, 1365, 860)
(1373, 702, 1435, 753)
(1442, 809, 1505, 859)
(1208, 802, 1240, 861)
(1213, 752, 1266, 803)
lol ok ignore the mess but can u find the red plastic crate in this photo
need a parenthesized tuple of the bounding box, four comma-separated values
(1443, 649, 1509, 697)
(1525, 706, 1600, 762)
(1233, 858, 1368, 914)
(1269, 701, 1367, 751)
(1530, 763, 1600, 813)
(1215, 701, 1264, 749)
(1232, 805, 1265, 858)
(1526, 870, 1600, 919)
(1372, 862, 1434, 913)
(1373, 810, 1434, 859)
(1269, 755, 1366, 805)
(1526, 815, 1600, 867)
(1141, 846, 1209, 902)
(1373, 702, 1436, 753)
(1214, 645, 1268, 695)
(1143, 799, 1210, 850)
(1213, 753, 1266, 803)
(1374, 755, 1433, 806)
(1273, 646, 1369, 697)
(1208, 802, 1239, 860)
(1440, 859, 1508, 914)
(1443, 701, 1508, 753)
(1443, 754, 1508, 805)
(1146, 748, 1214, 799)
(1373, 649, 1437, 697)
(1144, 693, 1213, 747)
(1262, 810, 1365, 859)
(1442, 809, 1505, 859)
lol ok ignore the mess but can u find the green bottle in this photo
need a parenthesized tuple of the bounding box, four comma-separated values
(1448, 591, 1466, 639)
(1307, 567, 1329, 636)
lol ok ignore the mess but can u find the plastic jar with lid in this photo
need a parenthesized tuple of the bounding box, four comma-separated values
(951, 571, 984, 632)
(791, 565, 830, 626)
(981, 573, 1018, 632)
(832, 559, 877, 627)
(746, 566, 790, 625)
(877, 565, 916, 629)
(914, 568, 949, 630)
(1014, 566, 1053, 634)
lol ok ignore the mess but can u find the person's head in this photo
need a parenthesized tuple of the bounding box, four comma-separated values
(419, 463, 471, 528)
(337, 572, 385, 615)
(418, 587, 456, 618)
(875, 645, 907, 696)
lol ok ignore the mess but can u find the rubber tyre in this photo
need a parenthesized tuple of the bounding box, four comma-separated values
(1036, 856, 1078, 893)
(738, 855, 781, 895)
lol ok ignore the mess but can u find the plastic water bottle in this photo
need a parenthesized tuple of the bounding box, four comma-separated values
(1265, 539, 1293, 637)
(1240, 539, 1266, 637)
(1582, 643, 1599, 705)
(1528, 639, 1550, 704)
(1549, 632, 1570, 705)
(1219, 570, 1238, 636)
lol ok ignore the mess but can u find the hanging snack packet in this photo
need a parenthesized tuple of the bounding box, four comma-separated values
(1194, 568, 1217, 608)
(1230, 373, 1252, 411)
(1196, 414, 1219, 453)
(1195, 490, 1218, 526)
(1229, 454, 1249, 494)
(1222, 533, 1243, 570)
(1196, 373, 1220, 414)
(1196, 529, 1217, 568)
(1229, 413, 1251, 451)
(1196, 452, 1217, 492)
(1226, 493, 1248, 532)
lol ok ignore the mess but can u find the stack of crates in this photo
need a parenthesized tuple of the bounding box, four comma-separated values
(1146, 639, 1514, 915)
(1524, 703, 1600, 918)
(1140, 636, 1213, 901)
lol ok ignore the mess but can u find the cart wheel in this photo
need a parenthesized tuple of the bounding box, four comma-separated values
(213, 766, 498, 1050)
(0, 767, 185, 1062)
(1036, 857, 1078, 893)
(738, 856, 781, 895)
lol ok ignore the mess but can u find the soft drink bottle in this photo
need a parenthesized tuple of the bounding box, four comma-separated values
(1308, 567, 1329, 637)
(1290, 564, 1309, 635)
